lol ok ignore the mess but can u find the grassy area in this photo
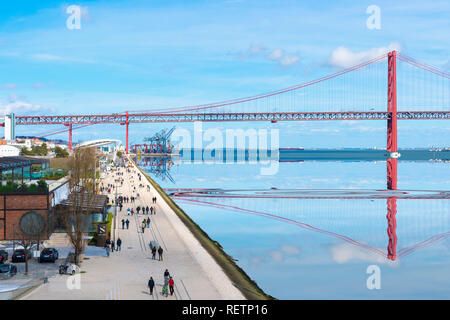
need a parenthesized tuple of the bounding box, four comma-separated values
(131, 158, 275, 300)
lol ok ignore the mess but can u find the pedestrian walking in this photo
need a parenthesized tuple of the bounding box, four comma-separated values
(151, 246, 156, 260)
(164, 269, 170, 279)
(146, 217, 150, 228)
(111, 240, 115, 252)
(158, 246, 164, 261)
(117, 238, 122, 251)
(136, 206, 141, 214)
(105, 240, 111, 257)
(126, 219, 130, 229)
(121, 219, 125, 229)
(163, 276, 169, 297)
(146, 206, 149, 214)
(148, 277, 155, 295)
(141, 220, 146, 233)
(150, 207, 153, 215)
(169, 277, 174, 296)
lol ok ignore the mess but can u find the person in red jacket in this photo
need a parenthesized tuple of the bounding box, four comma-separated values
(168, 277, 174, 296)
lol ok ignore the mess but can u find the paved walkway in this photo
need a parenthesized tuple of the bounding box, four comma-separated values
(24, 161, 244, 300)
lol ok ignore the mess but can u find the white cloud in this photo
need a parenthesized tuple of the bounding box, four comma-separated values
(244, 45, 300, 67)
(330, 244, 399, 266)
(33, 83, 44, 89)
(328, 42, 402, 68)
(0, 100, 55, 115)
(280, 55, 299, 66)
(268, 48, 283, 60)
(248, 44, 266, 55)
(0, 84, 18, 90)
(281, 245, 300, 255)
(269, 251, 283, 262)
(32, 82, 53, 89)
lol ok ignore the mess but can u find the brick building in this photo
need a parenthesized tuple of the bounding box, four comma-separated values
(0, 156, 69, 241)
(0, 192, 53, 240)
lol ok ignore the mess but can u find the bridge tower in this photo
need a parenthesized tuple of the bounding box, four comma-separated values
(387, 50, 398, 190)
(120, 111, 130, 154)
(64, 122, 73, 152)
(386, 51, 398, 260)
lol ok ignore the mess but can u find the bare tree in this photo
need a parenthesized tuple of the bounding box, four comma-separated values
(62, 147, 98, 265)
(16, 211, 46, 274)
(15, 238, 34, 275)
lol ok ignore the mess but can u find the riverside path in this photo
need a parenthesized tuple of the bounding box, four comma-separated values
(22, 159, 245, 300)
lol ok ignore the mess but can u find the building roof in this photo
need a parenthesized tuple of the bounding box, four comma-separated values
(74, 139, 122, 149)
(58, 193, 108, 212)
(0, 156, 49, 171)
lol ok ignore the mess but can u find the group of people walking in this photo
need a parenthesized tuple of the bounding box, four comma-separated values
(136, 205, 156, 215)
(104, 238, 122, 257)
(141, 218, 151, 233)
(147, 269, 175, 297)
(120, 195, 136, 203)
(151, 245, 164, 261)
(121, 218, 130, 229)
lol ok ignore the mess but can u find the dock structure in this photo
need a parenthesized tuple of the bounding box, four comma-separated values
(22, 157, 245, 300)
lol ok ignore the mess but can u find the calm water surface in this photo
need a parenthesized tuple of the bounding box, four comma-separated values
(139, 156, 450, 299)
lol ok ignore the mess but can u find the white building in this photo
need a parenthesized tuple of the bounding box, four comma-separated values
(0, 145, 20, 157)
(4, 113, 16, 141)
(11, 139, 32, 150)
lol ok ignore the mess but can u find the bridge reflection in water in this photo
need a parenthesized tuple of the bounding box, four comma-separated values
(136, 155, 449, 262)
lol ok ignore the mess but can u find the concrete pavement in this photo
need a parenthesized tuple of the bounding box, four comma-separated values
(24, 162, 244, 300)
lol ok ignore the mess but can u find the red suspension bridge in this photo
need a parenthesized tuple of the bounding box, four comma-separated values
(4, 50, 450, 190)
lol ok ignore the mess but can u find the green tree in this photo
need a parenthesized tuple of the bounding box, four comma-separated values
(55, 146, 69, 158)
(30, 144, 48, 156)
(20, 146, 33, 156)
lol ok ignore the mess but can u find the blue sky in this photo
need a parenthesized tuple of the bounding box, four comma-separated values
(0, 0, 449, 147)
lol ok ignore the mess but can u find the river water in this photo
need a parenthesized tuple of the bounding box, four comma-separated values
(137, 153, 449, 299)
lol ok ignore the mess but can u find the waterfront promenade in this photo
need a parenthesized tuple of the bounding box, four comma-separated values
(23, 160, 245, 300)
